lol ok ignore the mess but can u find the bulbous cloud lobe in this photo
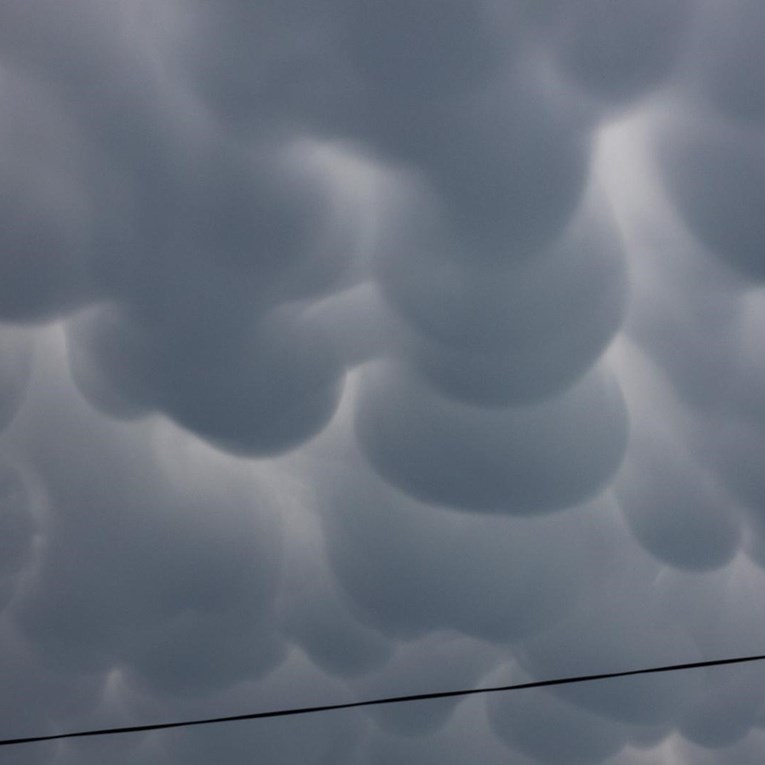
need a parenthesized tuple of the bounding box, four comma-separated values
(355, 362, 628, 513)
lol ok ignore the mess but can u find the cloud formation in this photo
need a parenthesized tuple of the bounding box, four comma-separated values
(1, 1, 765, 764)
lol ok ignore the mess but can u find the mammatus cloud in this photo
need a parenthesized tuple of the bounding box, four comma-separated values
(355, 362, 627, 512)
(1, 1, 765, 763)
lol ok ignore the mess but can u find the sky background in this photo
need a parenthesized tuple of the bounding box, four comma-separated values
(1, 1, 765, 763)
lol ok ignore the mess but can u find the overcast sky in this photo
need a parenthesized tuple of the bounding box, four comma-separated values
(1, 1, 765, 763)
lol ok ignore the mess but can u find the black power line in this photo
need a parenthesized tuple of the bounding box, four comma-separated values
(2, 653, 764, 748)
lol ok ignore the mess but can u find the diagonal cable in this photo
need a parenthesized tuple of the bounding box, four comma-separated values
(2, 654, 764, 748)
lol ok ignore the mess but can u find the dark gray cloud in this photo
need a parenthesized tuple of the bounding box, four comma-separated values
(68, 300, 347, 453)
(0, 69, 93, 320)
(614, 363, 742, 571)
(0, 329, 33, 432)
(316, 445, 610, 641)
(0, 460, 37, 613)
(543, 0, 693, 105)
(8, 338, 284, 693)
(355, 362, 627, 512)
(374, 181, 627, 405)
(1, 1, 765, 763)
(487, 663, 632, 764)
(688, 0, 765, 125)
(654, 114, 765, 281)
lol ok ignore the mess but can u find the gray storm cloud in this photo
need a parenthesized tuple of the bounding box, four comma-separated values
(1, 1, 765, 764)
(355, 362, 627, 512)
